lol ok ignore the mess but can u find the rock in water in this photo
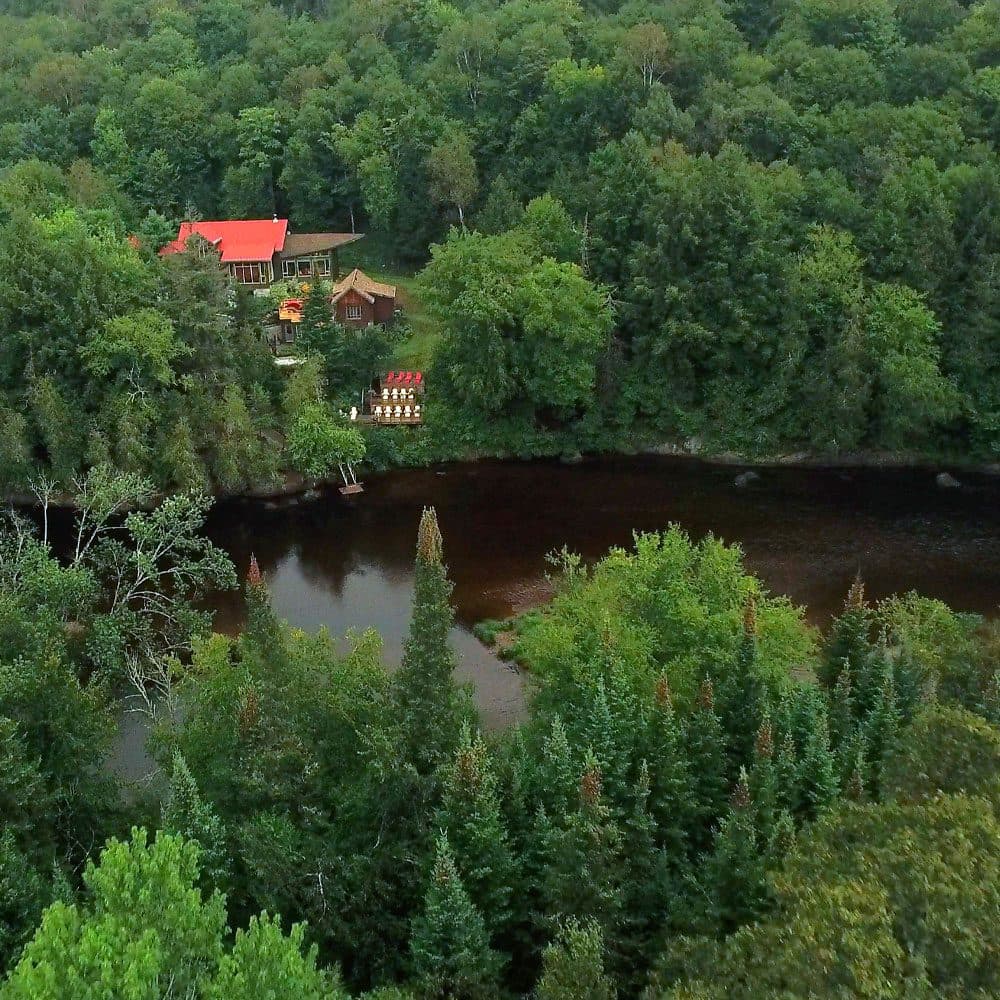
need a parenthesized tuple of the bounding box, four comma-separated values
(936, 472, 961, 489)
(735, 470, 760, 488)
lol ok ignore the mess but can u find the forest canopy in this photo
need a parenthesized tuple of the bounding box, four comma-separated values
(0, 0, 997, 494)
(1, 485, 999, 997)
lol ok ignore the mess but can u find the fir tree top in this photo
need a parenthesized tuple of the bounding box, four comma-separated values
(417, 506, 443, 565)
(731, 767, 751, 811)
(743, 592, 758, 637)
(580, 756, 603, 809)
(846, 573, 866, 611)
(453, 724, 486, 793)
(655, 673, 672, 710)
(246, 554, 262, 588)
(754, 715, 774, 760)
(696, 676, 715, 711)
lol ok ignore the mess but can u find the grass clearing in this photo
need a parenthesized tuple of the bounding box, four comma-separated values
(340, 237, 441, 371)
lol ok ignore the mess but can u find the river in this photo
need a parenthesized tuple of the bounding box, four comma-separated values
(189, 457, 1000, 726)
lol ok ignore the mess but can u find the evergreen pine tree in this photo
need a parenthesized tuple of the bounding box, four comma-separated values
(409, 833, 502, 1000)
(646, 675, 692, 859)
(845, 753, 868, 802)
(242, 555, 286, 669)
(296, 278, 334, 355)
(862, 674, 901, 799)
(703, 768, 769, 934)
(434, 725, 519, 946)
(393, 508, 469, 776)
(684, 678, 728, 852)
(615, 761, 673, 993)
(827, 664, 856, 753)
(795, 715, 839, 820)
(774, 729, 799, 814)
(536, 716, 580, 817)
(856, 642, 894, 723)
(766, 808, 796, 868)
(578, 674, 634, 810)
(891, 650, 926, 725)
(535, 919, 616, 1000)
(537, 754, 624, 946)
(748, 715, 779, 842)
(720, 594, 766, 767)
(835, 725, 869, 793)
(162, 751, 228, 888)
(819, 576, 873, 690)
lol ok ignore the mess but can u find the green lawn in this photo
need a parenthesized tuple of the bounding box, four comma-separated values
(386, 272, 440, 371)
(340, 237, 442, 372)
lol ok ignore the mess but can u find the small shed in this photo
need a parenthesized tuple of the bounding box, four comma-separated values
(330, 269, 397, 328)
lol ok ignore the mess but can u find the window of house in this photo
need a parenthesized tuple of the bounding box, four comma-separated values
(282, 255, 332, 278)
(232, 262, 263, 284)
(346, 304, 362, 320)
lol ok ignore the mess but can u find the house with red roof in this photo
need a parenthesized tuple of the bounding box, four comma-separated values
(159, 217, 363, 289)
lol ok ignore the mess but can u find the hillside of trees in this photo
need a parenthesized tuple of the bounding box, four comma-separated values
(1, 475, 999, 996)
(0, 0, 998, 495)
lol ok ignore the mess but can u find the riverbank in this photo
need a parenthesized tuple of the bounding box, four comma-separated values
(203, 453, 1000, 634)
(7, 439, 998, 513)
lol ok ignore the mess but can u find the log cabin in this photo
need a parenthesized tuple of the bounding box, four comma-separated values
(274, 269, 398, 346)
(329, 269, 397, 328)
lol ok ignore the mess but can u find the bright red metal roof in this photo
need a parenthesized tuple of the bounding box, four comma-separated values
(160, 219, 289, 262)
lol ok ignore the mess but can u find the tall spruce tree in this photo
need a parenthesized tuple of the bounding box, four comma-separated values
(433, 726, 519, 947)
(720, 595, 766, 767)
(827, 665, 856, 753)
(862, 674, 901, 799)
(577, 675, 634, 812)
(703, 768, 769, 934)
(646, 675, 692, 860)
(774, 730, 800, 814)
(766, 808, 796, 868)
(296, 278, 334, 356)
(535, 717, 581, 818)
(684, 678, 729, 851)
(409, 833, 502, 1000)
(819, 576, 873, 690)
(393, 508, 469, 777)
(241, 555, 286, 671)
(855, 642, 896, 730)
(795, 715, 839, 820)
(615, 761, 674, 992)
(536, 754, 624, 949)
(534, 919, 616, 1000)
(162, 751, 229, 889)
(748, 715, 779, 842)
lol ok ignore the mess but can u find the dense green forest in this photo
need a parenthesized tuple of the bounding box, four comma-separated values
(0, 0, 998, 497)
(2, 0, 1000, 991)
(1, 472, 999, 996)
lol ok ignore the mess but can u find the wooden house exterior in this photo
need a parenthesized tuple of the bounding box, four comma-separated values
(159, 219, 363, 289)
(330, 269, 397, 328)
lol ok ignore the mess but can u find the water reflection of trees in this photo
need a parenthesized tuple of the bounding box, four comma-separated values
(201, 460, 1000, 636)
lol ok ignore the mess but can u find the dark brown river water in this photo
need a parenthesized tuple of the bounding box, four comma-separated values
(197, 458, 1000, 725)
(111, 456, 1000, 777)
